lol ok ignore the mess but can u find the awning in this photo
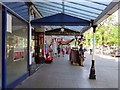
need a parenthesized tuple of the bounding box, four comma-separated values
(31, 13, 90, 26)
(45, 27, 80, 36)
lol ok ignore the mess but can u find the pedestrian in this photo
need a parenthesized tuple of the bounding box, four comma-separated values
(90, 49, 92, 55)
(79, 44, 84, 66)
(68, 45, 71, 54)
(62, 47, 65, 57)
(48, 45, 53, 57)
(57, 45, 60, 57)
(66, 47, 68, 54)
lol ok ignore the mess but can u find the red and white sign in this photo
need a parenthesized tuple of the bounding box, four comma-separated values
(13, 52, 25, 61)
(13, 47, 25, 61)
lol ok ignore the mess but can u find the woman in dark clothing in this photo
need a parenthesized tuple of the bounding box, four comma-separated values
(79, 44, 84, 66)
(57, 45, 60, 57)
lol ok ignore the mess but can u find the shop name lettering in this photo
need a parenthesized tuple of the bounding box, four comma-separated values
(14, 52, 25, 60)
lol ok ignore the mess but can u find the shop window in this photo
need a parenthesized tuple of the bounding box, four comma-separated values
(6, 13, 28, 85)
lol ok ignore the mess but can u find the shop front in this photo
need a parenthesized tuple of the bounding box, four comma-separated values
(1, 3, 46, 88)
(29, 7, 45, 75)
(1, 3, 30, 88)
(6, 12, 28, 87)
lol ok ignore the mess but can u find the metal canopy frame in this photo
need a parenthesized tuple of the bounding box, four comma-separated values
(33, 0, 115, 32)
(1, 0, 119, 33)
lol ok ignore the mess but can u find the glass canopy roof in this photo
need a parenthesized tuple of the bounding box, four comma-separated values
(2, 0, 113, 32)
(33, 0, 112, 32)
(33, 0, 112, 20)
(3, 2, 29, 21)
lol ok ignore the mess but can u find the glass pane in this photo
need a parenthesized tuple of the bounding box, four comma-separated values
(64, 2, 102, 16)
(6, 13, 28, 85)
(0, 4, 2, 89)
(3, 2, 29, 21)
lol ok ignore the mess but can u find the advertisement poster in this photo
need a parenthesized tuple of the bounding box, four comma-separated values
(13, 36, 25, 61)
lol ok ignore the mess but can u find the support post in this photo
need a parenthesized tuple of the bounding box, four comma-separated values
(89, 25, 97, 79)
(27, 5, 31, 75)
(75, 35, 77, 46)
(81, 34, 83, 38)
(2, 6, 7, 89)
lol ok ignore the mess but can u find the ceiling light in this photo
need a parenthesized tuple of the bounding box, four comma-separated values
(61, 28, 64, 32)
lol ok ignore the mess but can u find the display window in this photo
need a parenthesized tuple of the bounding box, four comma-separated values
(6, 13, 28, 85)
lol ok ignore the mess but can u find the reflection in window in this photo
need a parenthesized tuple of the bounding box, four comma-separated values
(6, 13, 28, 85)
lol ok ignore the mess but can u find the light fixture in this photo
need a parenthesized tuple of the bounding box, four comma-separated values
(61, 27, 64, 32)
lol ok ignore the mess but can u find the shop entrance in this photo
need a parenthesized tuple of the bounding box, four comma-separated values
(34, 32, 44, 64)
(30, 31, 44, 75)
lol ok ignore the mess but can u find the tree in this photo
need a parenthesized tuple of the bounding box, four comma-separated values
(84, 11, 118, 48)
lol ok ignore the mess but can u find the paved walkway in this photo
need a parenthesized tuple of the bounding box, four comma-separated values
(16, 53, 118, 88)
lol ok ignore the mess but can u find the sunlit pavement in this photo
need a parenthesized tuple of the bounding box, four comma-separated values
(16, 53, 118, 88)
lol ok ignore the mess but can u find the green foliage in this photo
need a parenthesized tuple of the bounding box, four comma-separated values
(84, 12, 119, 46)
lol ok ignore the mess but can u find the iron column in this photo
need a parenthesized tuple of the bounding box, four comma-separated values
(89, 25, 97, 79)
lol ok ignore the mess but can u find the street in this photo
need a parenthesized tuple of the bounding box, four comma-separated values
(16, 52, 118, 88)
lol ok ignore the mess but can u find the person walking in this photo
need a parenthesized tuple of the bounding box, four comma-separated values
(48, 45, 53, 57)
(79, 44, 84, 67)
(65, 46, 68, 54)
(57, 45, 60, 57)
(61, 47, 65, 57)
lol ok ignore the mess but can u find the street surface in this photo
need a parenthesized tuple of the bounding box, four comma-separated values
(16, 52, 118, 88)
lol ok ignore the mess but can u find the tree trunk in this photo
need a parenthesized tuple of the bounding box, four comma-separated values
(101, 31, 104, 54)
